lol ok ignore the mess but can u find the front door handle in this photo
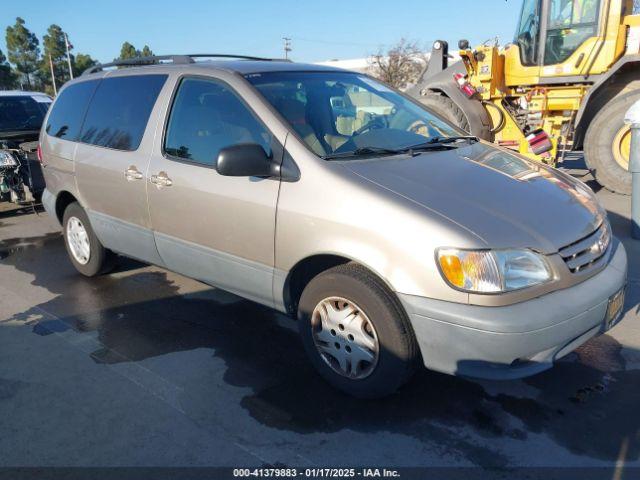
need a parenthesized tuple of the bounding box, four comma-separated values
(150, 171, 173, 187)
(124, 165, 143, 181)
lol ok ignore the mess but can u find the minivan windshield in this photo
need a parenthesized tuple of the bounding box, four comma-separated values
(0, 95, 50, 133)
(246, 71, 461, 159)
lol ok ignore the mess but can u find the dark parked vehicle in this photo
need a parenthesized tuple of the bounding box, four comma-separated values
(0, 91, 52, 204)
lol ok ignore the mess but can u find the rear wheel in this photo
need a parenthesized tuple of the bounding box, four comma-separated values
(62, 202, 115, 277)
(297, 263, 418, 398)
(584, 89, 640, 195)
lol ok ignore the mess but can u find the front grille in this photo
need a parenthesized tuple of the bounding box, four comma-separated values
(558, 222, 610, 273)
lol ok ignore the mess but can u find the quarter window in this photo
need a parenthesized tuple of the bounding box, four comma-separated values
(46, 80, 99, 140)
(164, 77, 272, 167)
(79, 75, 167, 151)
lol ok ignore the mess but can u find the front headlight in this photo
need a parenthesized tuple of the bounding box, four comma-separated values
(437, 248, 552, 293)
(0, 150, 18, 167)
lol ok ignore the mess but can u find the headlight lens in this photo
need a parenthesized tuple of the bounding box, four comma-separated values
(0, 150, 17, 167)
(437, 248, 552, 293)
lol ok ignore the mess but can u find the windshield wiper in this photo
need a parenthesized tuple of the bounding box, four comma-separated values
(428, 135, 479, 144)
(322, 146, 404, 160)
(401, 135, 479, 153)
(321, 136, 479, 160)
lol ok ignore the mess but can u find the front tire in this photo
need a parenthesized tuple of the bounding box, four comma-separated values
(584, 89, 640, 195)
(62, 202, 115, 277)
(298, 263, 418, 398)
(419, 92, 471, 132)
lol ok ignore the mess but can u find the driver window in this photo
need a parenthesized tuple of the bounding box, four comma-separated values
(544, 0, 600, 65)
(164, 77, 272, 166)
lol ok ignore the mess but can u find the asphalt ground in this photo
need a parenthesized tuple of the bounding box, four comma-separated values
(1, 158, 639, 479)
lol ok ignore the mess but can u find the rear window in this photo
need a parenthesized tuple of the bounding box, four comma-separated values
(78, 75, 167, 151)
(46, 80, 99, 140)
(0, 96, 49, 132)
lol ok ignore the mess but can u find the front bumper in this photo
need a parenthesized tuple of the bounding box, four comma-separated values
(399, 238, 628, 380)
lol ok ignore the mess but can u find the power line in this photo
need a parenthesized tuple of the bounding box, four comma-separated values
(282, 37, 292, 59)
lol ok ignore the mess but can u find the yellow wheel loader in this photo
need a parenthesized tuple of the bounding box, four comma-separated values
(410, 0, 640, 194)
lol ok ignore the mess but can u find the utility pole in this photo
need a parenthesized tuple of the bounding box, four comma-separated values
(48, 54, 57, 95)
(65, 33, 74, 79)
(282, 37, 292, 60)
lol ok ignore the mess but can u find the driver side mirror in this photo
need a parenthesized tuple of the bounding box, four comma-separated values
(216, 143, 278, 178)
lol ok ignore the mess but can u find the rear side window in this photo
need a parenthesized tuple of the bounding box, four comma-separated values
(79, 75, 167, 151)
(46, 80, 99, 140)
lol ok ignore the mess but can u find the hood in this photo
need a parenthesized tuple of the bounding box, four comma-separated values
(343, 142, 604, 253)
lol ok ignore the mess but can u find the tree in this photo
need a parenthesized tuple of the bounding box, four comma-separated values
(0, 48, 16, 89)
(39, 24, 70, 94)
(116, 42, 156, 65)
(368, 39, 426, 90)
(119, 41, 138, 60)
(73, 53, 97, 76)
(5, 17, 40, 89)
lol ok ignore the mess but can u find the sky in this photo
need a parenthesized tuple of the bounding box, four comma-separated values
(2, 0, 523, 64)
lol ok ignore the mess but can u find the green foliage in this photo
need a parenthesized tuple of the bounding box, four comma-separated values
(5, 17, 40, 88)
(1, 17, 156, 91)
(0, 48, 16, 89)
(116, 42, 156, 65)
(73, 53, 97, 76)
(40, 24, 71, 93)
(119, 41, 138, 60)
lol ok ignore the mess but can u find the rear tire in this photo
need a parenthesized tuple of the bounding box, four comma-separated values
(62, 202, 115, 277)
(419, 91, 471, 132)
(298, 263, 418, 398)
(584, 89, 639, 195)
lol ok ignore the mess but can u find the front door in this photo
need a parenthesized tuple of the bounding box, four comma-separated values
(74, 74, 168, 264)
(146, 75, 281, 306)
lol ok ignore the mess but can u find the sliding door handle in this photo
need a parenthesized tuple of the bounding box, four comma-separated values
(150, 172, 173, 187)
(124, 166, 143, 181)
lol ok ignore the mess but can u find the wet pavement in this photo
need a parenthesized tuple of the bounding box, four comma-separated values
(1, 165, 640, 473)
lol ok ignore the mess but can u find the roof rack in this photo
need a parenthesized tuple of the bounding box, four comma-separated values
(82, 54, 288, 76)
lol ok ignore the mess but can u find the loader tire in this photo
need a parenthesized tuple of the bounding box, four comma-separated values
(584, 89, 639, 195)
(419, 92, 471, 132)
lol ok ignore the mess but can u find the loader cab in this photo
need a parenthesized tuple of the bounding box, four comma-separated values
(505, 0, 629, 86)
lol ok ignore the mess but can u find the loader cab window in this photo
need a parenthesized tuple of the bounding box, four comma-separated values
(515, 0, 541, 66)
(544, 0, 600, 65)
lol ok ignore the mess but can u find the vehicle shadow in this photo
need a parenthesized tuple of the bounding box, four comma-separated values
(1, 232, 640, 469)
(0, 203, 43, 219)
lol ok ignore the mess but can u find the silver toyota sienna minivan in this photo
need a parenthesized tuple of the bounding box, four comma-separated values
(40, 55, 628, 398)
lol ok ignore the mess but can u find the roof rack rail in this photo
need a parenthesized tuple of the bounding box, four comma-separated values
(83, 54, 288, 76)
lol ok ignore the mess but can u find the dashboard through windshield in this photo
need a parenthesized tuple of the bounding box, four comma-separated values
(245, 71, 461, 158)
